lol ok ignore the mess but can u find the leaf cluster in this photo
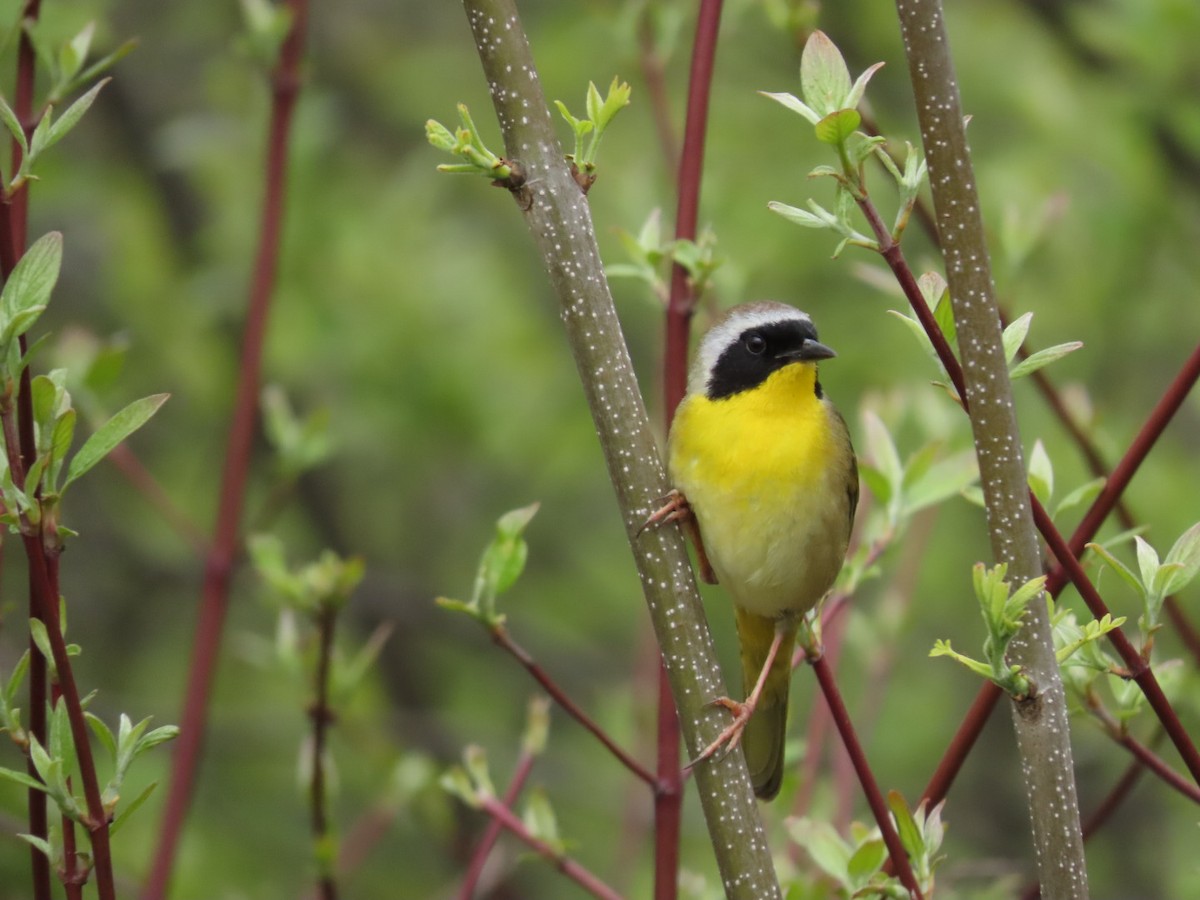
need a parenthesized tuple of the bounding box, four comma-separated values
(607, 208, 721, 304)
(426, 103, 515, 182)
(436, 502, 540, 628)
(786, 794, 945, 898)
(554, 75, 632, 176)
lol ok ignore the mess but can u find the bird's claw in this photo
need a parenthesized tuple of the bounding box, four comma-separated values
(684, 696, 755, 772)
(637, 489, 692, 536)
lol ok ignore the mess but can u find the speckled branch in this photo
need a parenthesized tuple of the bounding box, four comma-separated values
(893, 1, 1089, 897)
(460, 2, 782, 896)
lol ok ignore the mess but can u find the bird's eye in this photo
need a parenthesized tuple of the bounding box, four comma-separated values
(745, 334, 766, 355)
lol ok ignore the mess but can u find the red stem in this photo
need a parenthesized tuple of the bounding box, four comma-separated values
(1033, 496, 1200, 784)
(491, 625, 656, 785)
(917, 341, 1200, 809)
(477, 796, 624, 900)
(458, 746, 537, 899)
(653, 5, 724, 897)
(143, 4, 310, 896)
(9, 2, 44, 896)
(861, 184, 1200, 797)
(809, 652, 924, 899)
(1049, 339, 1200, 581)
(310, 605, 339, 900)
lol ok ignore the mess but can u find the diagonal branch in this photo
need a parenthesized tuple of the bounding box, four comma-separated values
(460, 1, 781, 895)
(892, 2, 1088, 895)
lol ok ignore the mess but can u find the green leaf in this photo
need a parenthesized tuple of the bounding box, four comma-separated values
(786, 818, 850, 882)
(59, 22, 96, 84)
(0, 765, 47, 792)
(522, 787, 564, 851)
(425, 118, 456, 152)
(861, 410, 903, 500)
(767, 200, 834, 230)
(2, 232, 62, 324)
(28, 619, 54, 674)
(903, 449, 979, 515)
(44, 78, 109, 153)
(109, 780, 158, 836)
(1001, 312, 1032, 365)
(86, 712, 117, 762)
(1135, 536, 1160, 596)
(1026, 439, 1053, 506)
(845, 62, 885, 110)
(800, 30, 851, 119)
(0, 93, 26, 159)
(814, 108, 860, 145)
(1158, 522, 1200, 597)
(595, 76, 632, 131)
(846, 837, 887, 888)
(759, 90, 820, 125)
(475, 502, 540, 605)
(1054, 476, 1105, 519)
(888, 790, 924, 858)
(857, 461, 892, 508)
(1010, 341, 1084, 379)
(585, 79, 602, 126)
(64, 393, 169, 487)
(1086, 542, 1145, 599)
(17, 832, 54, 860)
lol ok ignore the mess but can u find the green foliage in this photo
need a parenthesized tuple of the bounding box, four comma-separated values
(261, 385, 332, 479)
(930, 563, 1047, 697)
(762, 30, 907, 254)
(249, 534, 365, 617)
(436, 502, 540, 627)
(608, 208, 721, 302)
(236, 0, 294, 68)
(1089, 522, 1200, 651)
(784, 797, 945, 900)
(426, 103, 516, 182)
(554, 75, 632, 176)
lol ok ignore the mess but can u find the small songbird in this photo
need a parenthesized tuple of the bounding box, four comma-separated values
(646, 301, 858, 799)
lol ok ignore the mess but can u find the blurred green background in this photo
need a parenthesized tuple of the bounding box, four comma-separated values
(0, 0, 1199, 897)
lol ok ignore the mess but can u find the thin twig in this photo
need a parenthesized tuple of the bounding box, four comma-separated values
(143, 3, 310, 895)
(310, 605, 339, 900)
(490, 624, 656, 786)
(807, 649, 924, 899)
(7, 2, 47, 895)
(477, 795, 624, 900)
(458, 742, 538, 899)
(1091, 710, 1200, 805)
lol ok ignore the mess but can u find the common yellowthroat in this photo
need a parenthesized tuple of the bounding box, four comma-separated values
(646, 301, 858, 799)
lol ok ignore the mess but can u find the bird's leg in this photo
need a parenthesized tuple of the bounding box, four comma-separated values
(638, 489, 718, 584)
(685, 618, 790, 771)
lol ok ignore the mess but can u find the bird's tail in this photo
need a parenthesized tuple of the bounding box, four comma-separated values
(734, 607, 798, 800)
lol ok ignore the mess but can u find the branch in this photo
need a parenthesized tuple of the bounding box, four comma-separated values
(489, 624, 655, 786)
(460, 2, 781, 895)
(892, 2, 1088, 895)
(920, 338, 1200, 807)
(654, 4, 725, 897)
(807, 647, 924, 898)
(476, 795, 623, 900)
(8, 3, 47, 896)
(143, 2, 310, 895)
(458, 733, 538, 899)
(309, 606, 339, 900)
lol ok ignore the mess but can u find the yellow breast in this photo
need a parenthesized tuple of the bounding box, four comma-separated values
(668, 363, 852, 618)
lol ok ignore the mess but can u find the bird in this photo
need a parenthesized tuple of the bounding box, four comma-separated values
(644, 301, 858, 799)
